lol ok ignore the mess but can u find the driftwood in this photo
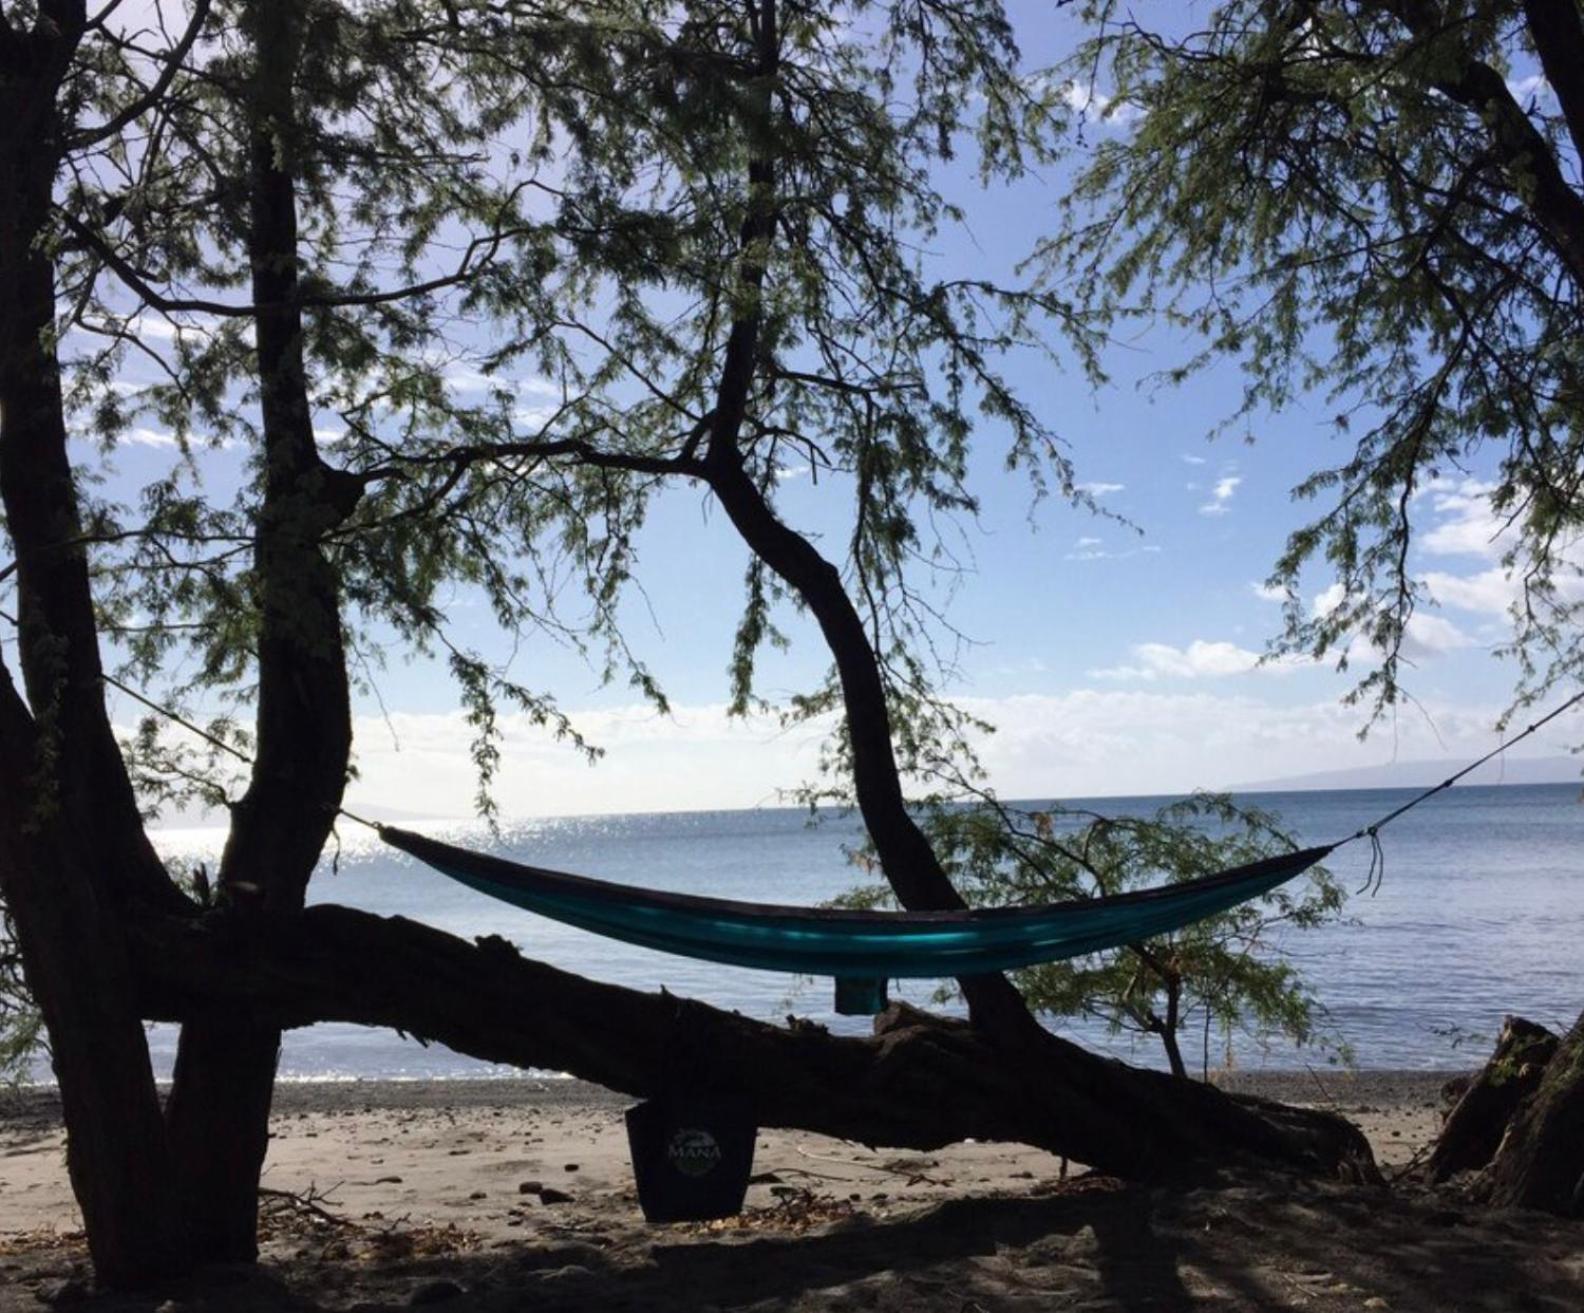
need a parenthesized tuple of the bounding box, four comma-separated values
(1428, 1016, 1559, 1183)
(128, 905, 1379, 1185)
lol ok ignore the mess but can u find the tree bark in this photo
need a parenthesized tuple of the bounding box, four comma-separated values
(1520, 0, 1584, 167)
(1427, 1015, 1558, 1184)
(163, 0, 357, 1263)
(1386, 0, 1584, 289)
(1476, 1008, 1584, 1215)
(129, 903, 1380, 1184)
(0, 668, 186, 1286)
(0, 17, 188, 1283)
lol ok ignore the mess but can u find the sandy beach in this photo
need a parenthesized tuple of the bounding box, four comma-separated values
(3, 1071, 1581, 1311)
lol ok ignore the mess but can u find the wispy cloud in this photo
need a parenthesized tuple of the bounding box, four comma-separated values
(1065, 537, 1161, 562)
(244, 690, 1533, 820)
(1058, 79, 1144, 127)
(1422, 479, 1504, 558)
(442, 363, 561, 399)
(1076, 480, 1125, 497)
(1507, 73, 1554, 104)
(133, 686, 1556, 825)
(1089, 639, 1310, 681)
(1199, 475, 1241, 517)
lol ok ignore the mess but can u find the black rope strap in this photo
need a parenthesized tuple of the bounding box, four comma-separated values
(100, 672, 383, 833)
(1338, 687, 1584, 893)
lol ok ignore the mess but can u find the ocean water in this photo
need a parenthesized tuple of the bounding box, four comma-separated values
(135, 782, 1582, 1079)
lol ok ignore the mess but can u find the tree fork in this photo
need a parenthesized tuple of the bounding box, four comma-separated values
(164, 0, 357, 1263)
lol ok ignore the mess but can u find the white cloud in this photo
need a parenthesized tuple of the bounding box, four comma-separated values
(334, 702, 834, 821)
(1076, 481, 1125, 497)
(1182, 454, 1207, 466)
(167, 689, 1538, 822)
(1422, 479, 1505, 559)
(953, 690, 1536, 799)
(126, 312, 232, 344)
(1425, 557, 1584, 620)
(132, 679, 1575, 830)
(1311, 582, 1351, 619)
(1401, 613, 1474, 657)
(444, 364, 561, 400)
(1507, 73, 1554, 104)
(125, 426, 178, 448)
(1089, 639, 1311, 682)
(130, 316, 181, 342)
(1303, 580, 1474, 656)
(1058, 79, 1144, 127)
(1423, 567, 1515, 616)
(511, 404, 560, 430)
(1250, 581, 1289, 603)
(1199, 475, 1242, 517)
(1064, 536, 1161, 562)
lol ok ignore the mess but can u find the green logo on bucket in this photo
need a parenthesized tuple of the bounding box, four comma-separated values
(667, 1127, 722, 1178)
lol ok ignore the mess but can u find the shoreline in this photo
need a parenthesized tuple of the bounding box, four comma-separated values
(0, 1067, 1459, 1126)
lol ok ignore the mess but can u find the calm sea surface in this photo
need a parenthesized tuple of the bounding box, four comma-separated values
(136, 783, 1581, 1078)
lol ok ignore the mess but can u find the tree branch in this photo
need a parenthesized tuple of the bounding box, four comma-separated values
(1521, 0, 1584, 164)
(1385, 0, 1584, 289)
(69, 0, 213, 148)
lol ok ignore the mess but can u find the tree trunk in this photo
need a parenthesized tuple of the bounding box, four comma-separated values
(0, 25, 192, 1287)
(129, 904, 1380, 1184)
(1476, 1008, 1584, 1214)
(0, 669, 187, 1286)
(1427, 1015, 1558, 1184)
(163, 0, 357, 1262)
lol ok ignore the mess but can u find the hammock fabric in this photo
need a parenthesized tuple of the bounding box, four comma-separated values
(380, 826, 1333, 1010)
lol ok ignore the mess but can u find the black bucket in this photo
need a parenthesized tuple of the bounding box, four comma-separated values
(624, 1095, 757, 1223)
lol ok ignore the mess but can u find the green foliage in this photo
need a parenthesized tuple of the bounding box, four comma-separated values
(39, 0, 1095, 819)
(842, 792, 1352, 1075)
(1038, 1, 1584, 722)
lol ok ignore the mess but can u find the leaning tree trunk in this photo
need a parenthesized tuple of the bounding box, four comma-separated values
(1477, 1008, 1584, 1215)
(130, 903, 1379, 1183)
(691, 18, 1078, 1049)
(163, 0, 358, 1264)
(0, 29, 189, 1284)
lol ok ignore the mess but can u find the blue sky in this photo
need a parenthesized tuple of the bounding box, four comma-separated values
(13, 1, 1579, 821)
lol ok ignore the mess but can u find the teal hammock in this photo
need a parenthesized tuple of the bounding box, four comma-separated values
(379, 826, 1334, 1014)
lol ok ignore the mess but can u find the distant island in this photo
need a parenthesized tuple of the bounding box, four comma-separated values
(1232, 754, 1582, 793)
